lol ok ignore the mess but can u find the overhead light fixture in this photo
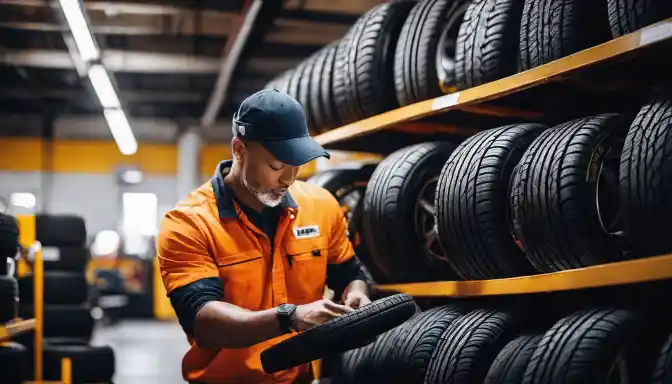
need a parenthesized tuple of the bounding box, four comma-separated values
(88, 64, 120, 108)
(58, 0, 99, 62)
(104, 109, 138, 156)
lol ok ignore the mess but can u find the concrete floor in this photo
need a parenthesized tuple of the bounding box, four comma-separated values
(91, 320, 191, 384)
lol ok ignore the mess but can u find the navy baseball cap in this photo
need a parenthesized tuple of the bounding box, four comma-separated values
(232, 89, 330, 166)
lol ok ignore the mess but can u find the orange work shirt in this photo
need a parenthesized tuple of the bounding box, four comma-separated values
(157, 160, 355, 383)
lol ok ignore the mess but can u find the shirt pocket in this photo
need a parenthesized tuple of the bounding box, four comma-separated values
(216, 250, 265, 309)
(284, 237, 328, 304)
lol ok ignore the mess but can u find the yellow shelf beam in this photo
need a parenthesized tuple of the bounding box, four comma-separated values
(376, 254, 672, 298)
(315, 17, 672, 147)
(0, 318, 36, 343)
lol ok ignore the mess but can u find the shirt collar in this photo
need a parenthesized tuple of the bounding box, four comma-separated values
(210, 160, 298, 220)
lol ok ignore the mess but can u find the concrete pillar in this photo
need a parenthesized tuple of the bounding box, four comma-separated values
(176, 127, 202, 202)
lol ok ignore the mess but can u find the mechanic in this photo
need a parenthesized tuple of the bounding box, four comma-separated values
(157, 89, 372, 384)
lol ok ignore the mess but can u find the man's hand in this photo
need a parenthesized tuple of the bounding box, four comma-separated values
(343, 290, 372, 309)
(290, 299, 354, 331)
(341, 280, 371, 310)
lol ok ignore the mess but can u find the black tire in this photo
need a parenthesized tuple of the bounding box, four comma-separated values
(19, 305, 94, 340)
(0, 342, 30, 384)
(651, 333, 672, 383)
(275, 69, 293, 94)
(383, 304, 470, 382)
(436, 123, 547, 280)
(36, 214, 87, 247)
(455, 0, 526, 89)
(306, 45, 330, 134)
(348, 325, 404, 383)
(619, 96, 672, 258)
(0, 275, 18, 323)
(425, 307, 526, 383)
(42, 343, 115, 383)
(393, 0, 470, 106)
(607, 0, 672, 38)
(518, 0, 612, 71)
(286, 61, 307, 106)
(334, 0, 416, 124)
(485, 333, 543, 383)
(321, 43, 341, 130)
(260, 293, 417, 374)
(41, 246, 89, 271)
(362, 142, 458, 283)
(18, 271, 88, 305)
(510, 114, 631, 272)
(0, 213, 19, 267)
(333, 25, 360, 126)
(297, 54, 319, 135)
(522, 308, 652, 383)
(308, 45, 332, 133)
(330, 338, 378, 383)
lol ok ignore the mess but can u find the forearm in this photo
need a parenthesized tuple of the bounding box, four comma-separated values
(326, 255, 370, 299)
(194, 301, 284, 349)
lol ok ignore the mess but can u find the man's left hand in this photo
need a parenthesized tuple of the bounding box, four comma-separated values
(343, 290, 371, 310)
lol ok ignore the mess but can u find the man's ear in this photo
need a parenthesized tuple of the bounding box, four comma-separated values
(231, 137, 246, 161)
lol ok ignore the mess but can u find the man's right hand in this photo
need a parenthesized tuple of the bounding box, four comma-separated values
(290, 299, 354, 331)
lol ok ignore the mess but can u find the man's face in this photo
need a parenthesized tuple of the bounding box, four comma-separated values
(235, 139, 299, 207)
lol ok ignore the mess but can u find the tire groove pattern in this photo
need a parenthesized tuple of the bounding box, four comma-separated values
(519, 0, 611, 71)
(510, 114, 630, 272)
(455, 0, 526, 89)
(425, 307, 525, 383)
(619, 95, 672, 258)
(393, 0, 469, 107)
(436, 123, 546, 279)
(362, 142, 458, 283)
(521, 308, 640, 383)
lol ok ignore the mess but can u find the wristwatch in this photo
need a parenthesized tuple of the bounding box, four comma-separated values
(276, 303, 298, 334)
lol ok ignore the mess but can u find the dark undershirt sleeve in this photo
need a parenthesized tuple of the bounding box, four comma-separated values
(168, 277, 223, 336)
(326, 255, 369, 300)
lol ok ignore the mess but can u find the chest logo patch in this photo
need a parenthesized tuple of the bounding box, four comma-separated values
(293, 225, 320, 239)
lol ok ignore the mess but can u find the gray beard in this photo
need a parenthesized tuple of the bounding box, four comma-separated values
(242, 173, 283, 208)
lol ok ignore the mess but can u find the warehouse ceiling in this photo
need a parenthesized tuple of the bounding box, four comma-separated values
(0, 0, 379, 139)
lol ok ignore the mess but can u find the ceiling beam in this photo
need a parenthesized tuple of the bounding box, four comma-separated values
(202, 0, 286, 128)
(0, 49, 301, 74)
(0, 20, 347, 46)
(0, 0, 368, 24)
(202, 0, 262, 127)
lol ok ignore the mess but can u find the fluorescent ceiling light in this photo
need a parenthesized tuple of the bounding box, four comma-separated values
(88, 64, 120, 108)
(104, 108, 138, 156)
(59, 0, 99, 62)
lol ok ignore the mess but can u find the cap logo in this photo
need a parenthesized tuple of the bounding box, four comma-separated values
(238, 125, 246, 136)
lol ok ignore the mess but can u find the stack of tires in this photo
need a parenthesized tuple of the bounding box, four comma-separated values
(355, 93, 672, 283)
(16, 214, 115, 383)
(264, 0, 672, 134)
(329, 300, 672, 383)
(0, 212, 30, 384)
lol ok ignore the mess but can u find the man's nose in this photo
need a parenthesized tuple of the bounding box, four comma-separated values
(280, 166, 299, 186)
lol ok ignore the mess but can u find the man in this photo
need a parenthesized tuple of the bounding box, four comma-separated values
(157, 89, 372, 384)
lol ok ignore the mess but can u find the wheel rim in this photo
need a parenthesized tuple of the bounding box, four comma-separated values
(414, 176, 447, 262)
(435, 3, 469, 92)
(592, 137, 624, 237)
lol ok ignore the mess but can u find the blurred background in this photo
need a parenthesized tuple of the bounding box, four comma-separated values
(0, 1, 383, 383)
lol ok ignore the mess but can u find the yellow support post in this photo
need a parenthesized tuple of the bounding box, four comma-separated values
(60, 357, 72, 384)
(33, 241, 44, 383)
(16, 214, 43, 383)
